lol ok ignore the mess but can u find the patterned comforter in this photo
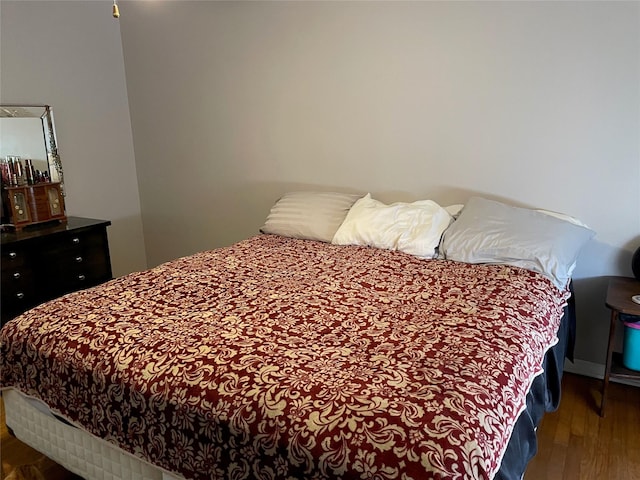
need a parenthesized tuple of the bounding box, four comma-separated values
(0, 235, 570, 480)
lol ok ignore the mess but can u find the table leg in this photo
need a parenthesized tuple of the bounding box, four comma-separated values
(600, 309, 618, 417)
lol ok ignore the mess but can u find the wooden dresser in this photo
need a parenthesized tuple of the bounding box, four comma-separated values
(1, 217, 112, 326)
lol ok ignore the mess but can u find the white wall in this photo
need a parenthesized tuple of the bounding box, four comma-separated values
(0, 1, 147, 277)
(120, 1, 639, 369)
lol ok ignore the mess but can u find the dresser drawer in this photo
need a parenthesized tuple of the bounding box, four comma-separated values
(1, 271, 36, 312)
(65, 229, 112, 280)
(38, 227, 112, 296)
(1, 217, 112, 326)
(1, 266, 34, 289)
(1, 246, 37, 317)
(1, 245, 27, 268)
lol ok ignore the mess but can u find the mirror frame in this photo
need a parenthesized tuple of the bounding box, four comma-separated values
(0, 104, 65, 195)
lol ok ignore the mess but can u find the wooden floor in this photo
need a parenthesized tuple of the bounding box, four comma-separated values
(1, 373, 638, 479)
(524, 373, 640, 479)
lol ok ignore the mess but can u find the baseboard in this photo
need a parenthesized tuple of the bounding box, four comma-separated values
(564, 358, 640, 387)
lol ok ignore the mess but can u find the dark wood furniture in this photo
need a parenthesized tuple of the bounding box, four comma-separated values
(601, 276, 640, 416)
(1, 217, 112, 326)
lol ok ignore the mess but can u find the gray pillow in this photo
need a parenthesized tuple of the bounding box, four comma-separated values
(261, 191, 364, 243)
(440, 196, 595, 289)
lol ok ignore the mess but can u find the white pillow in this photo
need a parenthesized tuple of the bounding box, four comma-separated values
(444, 204, 465, 218)
(260, 191, 364, 243)
(440, 196, 595, 289)
(332, 194, 453, 259)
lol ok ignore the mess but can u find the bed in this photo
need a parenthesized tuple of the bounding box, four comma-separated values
(0, 194, 594, 480)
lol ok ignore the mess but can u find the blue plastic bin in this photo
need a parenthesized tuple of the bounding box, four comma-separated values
(623, 320, 640, 371)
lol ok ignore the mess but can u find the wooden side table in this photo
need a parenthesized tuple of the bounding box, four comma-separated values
(600, 276, 640, 417)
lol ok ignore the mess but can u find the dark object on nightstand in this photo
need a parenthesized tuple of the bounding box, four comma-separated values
(632, 246, 640, 280)
(600, 276, 640, 417)
(1, 216, 112, 327)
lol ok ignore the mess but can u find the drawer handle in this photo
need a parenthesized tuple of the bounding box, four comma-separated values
(9, 252, 17, 259)
(72, 237, 80, 244)
(13, 272, 21, 279)
(78, 274, 86, 281)
(75, 256, 83, 263)
(16, 292, 24, 300)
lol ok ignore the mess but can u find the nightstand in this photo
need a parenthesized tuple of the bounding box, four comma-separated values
(600, 276, 640, 417)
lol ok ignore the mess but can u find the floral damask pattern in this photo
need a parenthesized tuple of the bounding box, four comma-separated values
(0, 235, 570, 480)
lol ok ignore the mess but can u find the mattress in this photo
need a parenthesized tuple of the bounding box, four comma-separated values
(1, 234, 572, 480)
(3, 389, 179, 480)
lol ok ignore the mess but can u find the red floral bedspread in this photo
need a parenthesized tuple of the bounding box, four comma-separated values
(0, 235, 569, 480)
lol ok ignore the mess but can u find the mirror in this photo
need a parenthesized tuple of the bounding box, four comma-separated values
(0, 105, 64, 193)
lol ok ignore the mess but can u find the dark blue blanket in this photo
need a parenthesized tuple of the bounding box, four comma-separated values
(496, 284, 576, 479)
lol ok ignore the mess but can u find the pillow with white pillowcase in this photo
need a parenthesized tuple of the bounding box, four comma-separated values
(332, 194, 453, 259)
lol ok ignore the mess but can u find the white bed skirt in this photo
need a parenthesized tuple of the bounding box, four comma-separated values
(3, 389, 183, 480)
